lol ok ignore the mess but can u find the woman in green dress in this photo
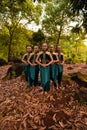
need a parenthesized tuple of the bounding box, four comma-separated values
(22, 45, 32, 86)
(36, 43, 53, 94)
(49, 44, 59, 89)
(28, 45, 39, 87)
(56, 46, 64, 88)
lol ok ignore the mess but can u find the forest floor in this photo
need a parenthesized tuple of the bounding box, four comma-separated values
(0, 64, 87, 130)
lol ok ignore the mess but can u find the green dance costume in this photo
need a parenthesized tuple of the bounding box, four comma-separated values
(39, 53, 51, 92)
(57, 53, 64, 87)
(50, 53, 57, 88)
(29, 53, 39, 87)
(23, 54, 30, 86)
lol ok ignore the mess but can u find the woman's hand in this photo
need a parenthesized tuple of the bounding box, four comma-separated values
(31, 63, 37, 67)
(41, 64, 47, 67)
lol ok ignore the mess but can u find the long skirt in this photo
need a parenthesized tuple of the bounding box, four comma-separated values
(30, 65, 39, 87)
(23, 64, 30, 86)
(56, 65, 63, 86)
(50, 64, 57, 87)
(40, 66, 50, 92)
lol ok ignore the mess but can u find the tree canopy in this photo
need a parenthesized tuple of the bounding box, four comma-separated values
(0, 0, 42, 61)
(0, 0, 87, 63)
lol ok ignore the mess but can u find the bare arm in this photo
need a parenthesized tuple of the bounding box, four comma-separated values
(61, 53, 64, 65)
(28, 53, 36, 66)
(21, 54, 28, 65)
(46, 52, 53, 66)
(58, 53, 64, 65)
(53, 53, 59, 63)
(28, 53, 33, 66)
(36, 52, 43, 66)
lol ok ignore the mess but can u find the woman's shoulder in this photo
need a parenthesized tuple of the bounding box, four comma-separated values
(61, 52, 64, 56)
(46, 51, 51, 55)
(30, 52, 34, 56)
(23, 53, 28, 57)
(57, 52, 64, 56)
(53, 52, 57, 55)
(38, 51, 43, 56)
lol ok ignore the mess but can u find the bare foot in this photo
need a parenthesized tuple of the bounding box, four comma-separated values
(44, 92, 48, 95)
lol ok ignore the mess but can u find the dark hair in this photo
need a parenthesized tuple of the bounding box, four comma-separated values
(34, 44, 39, 47)
(34, 42, 39, 46)
(50, 44, 54, 47)
(57, 45, 61, 48)
(26, 45, 32, 48)
(42, 43, 47, 46)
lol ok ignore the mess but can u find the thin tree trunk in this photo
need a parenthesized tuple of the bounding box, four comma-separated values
(56, 11, 65, 47)
(56, 24, 63, 46)
(8, 33, 13, 62)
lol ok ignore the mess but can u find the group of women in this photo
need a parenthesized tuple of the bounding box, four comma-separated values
(22, 43, 64, 94)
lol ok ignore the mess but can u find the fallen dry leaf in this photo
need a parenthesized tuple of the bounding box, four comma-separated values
(0, 64, 87, 130)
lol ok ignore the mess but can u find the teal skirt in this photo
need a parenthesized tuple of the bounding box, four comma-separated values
(50, 64, 57, 82)
(23, 64, 30, 86)
(30, 66, 35, 81)
(40, 66, 50, 92)
(56, 64, 63, 86)
(30, 65, 39, 86)
(56, 64, 63, 77)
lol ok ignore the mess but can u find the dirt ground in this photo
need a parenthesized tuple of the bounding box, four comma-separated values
(0, 64, 87, 130)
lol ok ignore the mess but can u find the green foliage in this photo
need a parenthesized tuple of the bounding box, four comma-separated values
(0, 26, 34, 59)
(41, 0, 87, 63)
(61, 33, 87, 63)
(69, 0, 87, 14)
(42, 0, 71, 45)
(71, 26, 82, 34)
(32, 29, 45, 45)
(69, 0, 87, 33)
(0, 0, 86, 63)
(0, 0, 42, 61)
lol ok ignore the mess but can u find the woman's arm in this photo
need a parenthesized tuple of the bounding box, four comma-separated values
(28, 53, 35, 66)
(53, 53, 59, 63)
(61, 53, 64, 65)
(36, 52, 47, 67)
(36, 52, 43, 66)
(21, 53, 28, 65)
(46, 52, 53, 66)
(58, 53, 64, 65)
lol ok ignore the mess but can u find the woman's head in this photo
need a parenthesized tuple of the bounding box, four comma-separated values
(50, 44, 54, 52)
(57, 46, 62, 53)
(34, 45, 39, 53)
(26, 45, 32, 53)
(42, 43, 47, 51)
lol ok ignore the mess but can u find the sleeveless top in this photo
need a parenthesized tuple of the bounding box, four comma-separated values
(39, 53, 51, 64)
(30, 53, 38, 64)
(58, 53, 63, 63)
(51, 53, 57, 60)
(24, 53, 30, 61)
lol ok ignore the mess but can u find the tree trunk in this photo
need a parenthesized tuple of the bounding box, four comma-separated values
(8, 33, 13, 62)
(56, 24, 63, 46)
(56, 11, 65, 47)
